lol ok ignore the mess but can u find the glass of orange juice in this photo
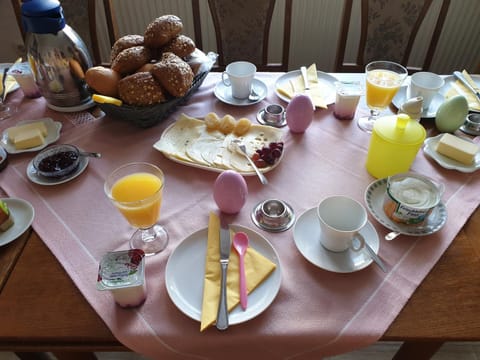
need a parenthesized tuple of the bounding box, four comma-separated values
(358, 61, 408, 132)
(104, 162, 168, 256)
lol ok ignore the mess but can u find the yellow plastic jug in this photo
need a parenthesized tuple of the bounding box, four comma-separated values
(366, 114, 426, 179)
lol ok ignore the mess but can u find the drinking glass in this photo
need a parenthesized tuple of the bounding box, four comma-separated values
(105, 162, 168, 256)
(358, 61, 408, 132)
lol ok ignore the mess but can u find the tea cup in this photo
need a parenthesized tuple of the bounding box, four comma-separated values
(316, 195, 366, 252)
(222, 61, 256, 99)
(409, 72, 444, 110)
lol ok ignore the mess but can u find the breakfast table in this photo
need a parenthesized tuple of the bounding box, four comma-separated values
(0, 71, 479, 360)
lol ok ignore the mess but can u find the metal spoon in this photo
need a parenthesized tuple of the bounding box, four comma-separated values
(231, 140, 268, 185)
(232, 231, 249, 310)
(385, 231, 401, 241)
(248, 87, 260, 102)
(79, 151, 101, 158)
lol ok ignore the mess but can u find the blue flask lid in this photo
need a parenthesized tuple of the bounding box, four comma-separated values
(21, 0, 66, 34)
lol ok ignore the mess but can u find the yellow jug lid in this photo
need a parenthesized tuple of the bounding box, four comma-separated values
(373, 114, 426, 145)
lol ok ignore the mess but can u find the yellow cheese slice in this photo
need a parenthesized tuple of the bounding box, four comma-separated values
(436, 133, 479, 165)
(7, 121, 48, 142)
(13, 128, 45, 149)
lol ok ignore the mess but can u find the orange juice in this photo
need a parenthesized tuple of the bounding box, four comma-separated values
(366, 69, 402, 110)
(111, 172, 163, 228)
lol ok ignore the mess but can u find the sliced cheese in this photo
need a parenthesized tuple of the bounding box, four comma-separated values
(7, 121, 48, 142)
(436, 133, 479, 165)
(13, 128, 45, 150)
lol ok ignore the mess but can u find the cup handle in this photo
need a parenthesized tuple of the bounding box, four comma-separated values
(351, 233, 365, 252)
(222, 72, 231, 86)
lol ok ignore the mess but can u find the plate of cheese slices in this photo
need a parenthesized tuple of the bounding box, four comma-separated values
(154, 113, 285, 175)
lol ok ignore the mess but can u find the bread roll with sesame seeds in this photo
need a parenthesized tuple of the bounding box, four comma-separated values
(110, 35, 145, 63)
(144, 15, 183, 48)
(151, 52, 193, 97)
(111, 46, 151, 75)
(162, 35, 196, 58)
(118, 72, 166, 106)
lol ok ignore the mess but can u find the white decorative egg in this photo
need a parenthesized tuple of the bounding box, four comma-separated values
(286, 94, 315, 133)
(213, 170, 248, 214)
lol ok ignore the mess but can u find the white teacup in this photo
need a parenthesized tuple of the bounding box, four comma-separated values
(410, 72, 445, 110)
(222, 61, 256, 99)
(317, 195, 367, 252)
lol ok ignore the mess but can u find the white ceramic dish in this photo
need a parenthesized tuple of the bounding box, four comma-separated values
(441, 74, 480, 113)
(0, 198, 34, 247)
(293, 207, 379, 273)
(275, 70, 338, 105)
(423, 134, 480, 173)
(214, 78, 267, 106)
(0, 63, 20, 94)
(1, 118, 62, 154)
(392, 86, 444, 119)
(364, 178, 447, 236)
(165, 224, 281, 325)
(26, 153, 89, 185)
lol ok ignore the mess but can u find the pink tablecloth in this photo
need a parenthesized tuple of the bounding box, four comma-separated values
(1, 73, 479, 359)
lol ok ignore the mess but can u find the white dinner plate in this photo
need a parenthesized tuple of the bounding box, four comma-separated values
(214, 78, 267, 106)
(1, 118, 62, 154)
(441, 74, 480, 113)
(0, 198, 34, 247)
(26, 153, 89, 186)
(364, 178, 447, 236)
(293, 207, 379, 273)
(275, 70, 338, 105)
(423, 134, 480, 173)
(392, 86, 445, 119)
(165, 224, 282, 325)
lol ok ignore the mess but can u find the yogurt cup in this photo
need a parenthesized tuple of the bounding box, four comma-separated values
(8, 62, 41, 98)
(383, 172, 444, 224)
(97, 249, 147, 308)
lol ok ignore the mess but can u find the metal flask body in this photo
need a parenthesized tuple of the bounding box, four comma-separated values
(22, 0, 93, 111)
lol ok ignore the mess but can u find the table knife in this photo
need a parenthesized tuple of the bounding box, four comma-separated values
(364, 242, 387, 273)
(216, 215, 231, 330)
(300, 66, 311, 96)
(453, 71, 480, 102)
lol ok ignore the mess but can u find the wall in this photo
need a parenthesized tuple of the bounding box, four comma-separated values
(1, 0, 479, 73)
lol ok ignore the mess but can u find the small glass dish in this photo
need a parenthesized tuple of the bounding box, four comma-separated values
(32, 144, 80, 178)
(251, 199, 295, 232)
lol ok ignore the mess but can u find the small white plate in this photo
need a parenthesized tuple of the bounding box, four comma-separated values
(392, 86, 445, 119)
(293, 207, 379, 273)
(441, 74, 480, 113)
(26, 153, 89, 186)
(214, 78, 267, 106)
(0, 198, 34, 247)
(1, 118, 62, 154)
(364, 178, 447, 236)
(165, 224, 281, 325)
(275, 70, 338, 105)
(423, 134, 480, 173)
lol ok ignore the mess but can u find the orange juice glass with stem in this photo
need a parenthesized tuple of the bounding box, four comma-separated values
(105, 162, 168, 256)
(358, 61, 408, 133)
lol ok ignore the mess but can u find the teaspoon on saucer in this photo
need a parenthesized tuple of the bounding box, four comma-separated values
(385, 231, 401, 241)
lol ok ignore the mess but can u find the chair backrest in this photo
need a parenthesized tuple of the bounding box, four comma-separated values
(192, 0, 292, 71)
(335, 0, 451, 74)
(11, 0, 117, 66)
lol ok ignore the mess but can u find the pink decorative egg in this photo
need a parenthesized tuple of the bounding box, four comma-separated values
(213, 170, 248, 214)
(286, 94, 315, 133)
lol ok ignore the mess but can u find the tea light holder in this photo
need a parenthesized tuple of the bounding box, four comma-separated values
(251, 198, 295, 232)
(257, 104, 287, 127)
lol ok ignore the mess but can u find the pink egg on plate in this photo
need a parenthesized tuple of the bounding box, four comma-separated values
(286, 94, 315, 133)
(213, 170, 248, 214)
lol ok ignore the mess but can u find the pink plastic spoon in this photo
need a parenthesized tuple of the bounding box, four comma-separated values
(233, 231, 249, 310)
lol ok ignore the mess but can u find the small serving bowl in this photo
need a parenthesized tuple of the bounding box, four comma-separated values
(33, 144, 80, 178)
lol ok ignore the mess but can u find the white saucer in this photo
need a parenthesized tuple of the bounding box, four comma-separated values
(26, 154, 89, 185)
(364, 178, 447, 236)
(0, 198, 34, 247)
(392, 86, 444, 119)
(214, 78, 267, 106)
(293, 207, 379, 273)
(423, 134, 480, 173)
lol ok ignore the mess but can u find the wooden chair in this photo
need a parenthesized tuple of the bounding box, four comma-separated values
(192, 0, 292, 71)
(11, 0, 118, 66)
(335, 0, 451, 74)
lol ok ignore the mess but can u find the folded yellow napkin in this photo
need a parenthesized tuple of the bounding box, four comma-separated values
(277, 63, 328, 109)
(445, 69, 480, 111)
(200, 212, 277, 331)
(0, 73, 18, 97)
